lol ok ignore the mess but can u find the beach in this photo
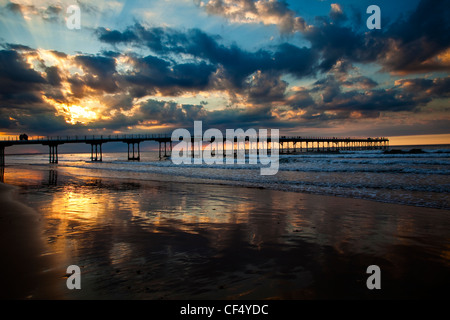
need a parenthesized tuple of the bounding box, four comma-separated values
(0, 182, 63, 299)
(1, 155, 449, 299)
(1, 0, 449, 305)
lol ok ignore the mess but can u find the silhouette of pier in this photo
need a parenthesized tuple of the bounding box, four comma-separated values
(0, 134, 389, 166)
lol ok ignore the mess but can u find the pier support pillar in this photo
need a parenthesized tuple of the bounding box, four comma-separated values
(49, 144, 58, 164)
(0, 146, 4, 167)
(127, 142, 140, 161)
(90, 143, 103, 161)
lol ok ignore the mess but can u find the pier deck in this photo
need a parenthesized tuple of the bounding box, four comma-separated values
(0, 134, 389, 166)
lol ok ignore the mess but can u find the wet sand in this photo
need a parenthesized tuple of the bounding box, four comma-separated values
(1, 166, 450, 299)
(0, 183, 62, 299)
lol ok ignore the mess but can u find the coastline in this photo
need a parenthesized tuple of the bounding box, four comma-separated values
(1, 165, 449, 299)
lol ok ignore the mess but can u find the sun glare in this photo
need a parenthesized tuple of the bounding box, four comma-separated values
(63, 104, 98, 124)
(42, 96, 99, 124)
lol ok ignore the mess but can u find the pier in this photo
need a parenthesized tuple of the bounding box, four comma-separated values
(0, 134, 389, 166)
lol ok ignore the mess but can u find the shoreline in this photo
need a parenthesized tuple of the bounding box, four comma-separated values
(0, 182, 63, 299)
(4, 161, 449, 211)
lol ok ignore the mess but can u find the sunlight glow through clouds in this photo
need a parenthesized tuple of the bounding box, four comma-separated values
(0, 0, 448, 141)
(43, 98, 99, 124)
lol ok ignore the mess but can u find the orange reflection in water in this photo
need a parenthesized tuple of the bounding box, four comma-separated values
(4, 165, 450, 299)
(3, 168, 47, 186)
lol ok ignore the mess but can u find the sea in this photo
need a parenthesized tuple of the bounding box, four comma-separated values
(4, 143, 449, 210)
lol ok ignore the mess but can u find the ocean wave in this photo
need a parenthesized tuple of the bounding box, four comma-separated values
(90, 159, 450, 175)
(55, 161, 449, 210)
(8, 149, 449, 210)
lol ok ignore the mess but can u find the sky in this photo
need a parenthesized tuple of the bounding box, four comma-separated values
(0, 0, 449, 146)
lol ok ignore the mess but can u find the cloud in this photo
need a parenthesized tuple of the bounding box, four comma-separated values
(122, 54, 216, 97)
(376, 0, 450, 74)
(329, 3, 346, 22)
(286, 87, 316, 110)
(74, 54, 119, 93)
(97, 24, 317, 92)
(1, 0, 449, 136)
(2, 41, 448, 135)
(201, 0, 307, 34)
(395, 77, 450, 100)
(298, 74, 450, 123)
(199, 0, 449, 75)
(96, 27, 139, 44)
(4, 1, 22, 14)
(3, 1, 63, 23)
(0, 49, 46, 104)
(245, 70, 287, 103)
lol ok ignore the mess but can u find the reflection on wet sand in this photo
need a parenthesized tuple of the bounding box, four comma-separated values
(2, 166, 450, 299)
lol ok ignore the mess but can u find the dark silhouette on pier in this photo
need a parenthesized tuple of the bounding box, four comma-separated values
(0, 134, 389, 166)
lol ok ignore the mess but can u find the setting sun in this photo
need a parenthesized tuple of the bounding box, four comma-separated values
(42, 96, 100, 124)
(56, 103, 98, 125)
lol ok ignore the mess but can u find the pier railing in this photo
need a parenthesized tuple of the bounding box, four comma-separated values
(1, 134, 172, 142)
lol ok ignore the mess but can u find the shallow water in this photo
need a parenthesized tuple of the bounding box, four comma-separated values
(4, 144, 449, 209)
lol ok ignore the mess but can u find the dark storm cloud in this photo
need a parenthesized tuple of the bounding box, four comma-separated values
(0, 103, 73, 135)
(4, 1, 22, 14)
(1, 0, 449, 136)
(272, 43, 317, 78)
(74, 55, 119, 93)
(41, 4, 63, 22)
(199, 0, 450, 75)
(10, 110, 72, 133)
(245, 70, 287, 103)
(311, 75, 414, 113)
(107, 25, 272, 87)
(75, 55, 116, 77)
(171, 62, 216, 88)
(0, 44, 280, 133)
(122, 54, 216, 97)
(167, 29, 317, 84)
(0, 49, 46, 103)
(1, 43, 34, 51)
(0, 48, 77, 134)
(96, 27, 138, 44)
(45, 66, 61, 86)
(139, 99, 208, 124)
(378, 0, 450, 73)
(303, 0, 450, 74)
(96, 24, 189, 54)
(97, 23, 317, 91)
(297, 75, 450, 123)
(343, 76, 378, 90)
(288, 90, 316, 110)
(303, 22, 369, 73)
(206, 105, 276, 129)
(396, 77, 450, 100)
(86, 99, 209, 131)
